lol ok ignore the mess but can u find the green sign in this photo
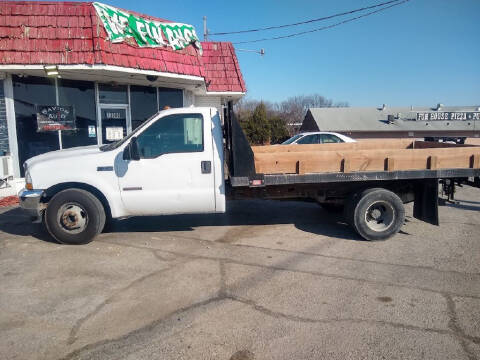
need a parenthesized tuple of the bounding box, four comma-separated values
(93, 2, 202, 52)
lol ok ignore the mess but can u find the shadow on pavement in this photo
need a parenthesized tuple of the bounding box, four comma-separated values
(444, 201, 480, 212)
(0, 206, 55, 243)
(109, 199, 361, 241)
(0, 199, 363, 243)
(453, 199, 480, 205)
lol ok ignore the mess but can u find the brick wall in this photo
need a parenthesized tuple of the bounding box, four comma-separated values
(0, 80, 9, 155)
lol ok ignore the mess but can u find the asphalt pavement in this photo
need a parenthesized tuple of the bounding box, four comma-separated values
(0, 185, 479, 360)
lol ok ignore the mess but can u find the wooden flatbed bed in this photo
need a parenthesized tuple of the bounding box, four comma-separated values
(252, 139, 480, 175)
(223, 105, 480, 241)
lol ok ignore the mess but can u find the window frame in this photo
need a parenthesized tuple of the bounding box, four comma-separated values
(320, 134, 343, 144)
(130, 85, 158, 131)
(281, 134, 303, 145)
(135, 112, 205, 159)
(297, 134, 320, 144)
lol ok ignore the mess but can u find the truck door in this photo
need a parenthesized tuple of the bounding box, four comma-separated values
(117, 110, 216, 215)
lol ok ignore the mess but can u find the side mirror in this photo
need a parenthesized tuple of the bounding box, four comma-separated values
(122, 137, 140, 161)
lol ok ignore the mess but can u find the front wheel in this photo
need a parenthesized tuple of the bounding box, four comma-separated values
(345, 188, 405, 241)
(44, 189, 106, 245)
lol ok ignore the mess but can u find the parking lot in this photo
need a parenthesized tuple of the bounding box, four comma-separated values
(0, 186, 479, 360)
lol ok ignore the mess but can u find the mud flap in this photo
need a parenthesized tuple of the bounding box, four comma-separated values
(413, 179, 439, 226)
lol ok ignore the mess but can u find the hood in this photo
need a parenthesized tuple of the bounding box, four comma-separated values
(25, 145, 102, 169)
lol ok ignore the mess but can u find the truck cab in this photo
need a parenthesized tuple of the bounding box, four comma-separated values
(20, 107, 226, 244)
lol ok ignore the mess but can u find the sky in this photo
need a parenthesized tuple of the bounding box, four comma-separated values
(99, 0, 479, 107)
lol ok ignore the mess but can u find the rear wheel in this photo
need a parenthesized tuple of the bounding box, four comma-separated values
(345, 188, 405, 241)
(44, 189, 105, 245)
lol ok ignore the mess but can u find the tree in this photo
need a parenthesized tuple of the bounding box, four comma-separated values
(243, 102, 271, 145)
(276, 94, 348, 127)
(235, 93, 348, 144)
(269, 116, 290, 144)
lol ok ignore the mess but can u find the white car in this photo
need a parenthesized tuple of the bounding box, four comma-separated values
(282, 132, 356, 145)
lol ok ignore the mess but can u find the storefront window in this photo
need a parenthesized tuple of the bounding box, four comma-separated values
(12, 78, 185, 175)
(130, 85, 157, 130)
(58, 79, 97, 149)
(98, 83, 128, 104)
(13, 75, 57, 176)
(158, 88, 183, 110)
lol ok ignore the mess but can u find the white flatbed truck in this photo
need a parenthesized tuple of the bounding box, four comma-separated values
(19, 105, 480, 244)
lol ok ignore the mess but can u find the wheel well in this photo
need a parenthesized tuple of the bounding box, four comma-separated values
(354, 181, 415, 202)
(43, 182, 112, 220)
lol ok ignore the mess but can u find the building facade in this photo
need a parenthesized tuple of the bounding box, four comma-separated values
(301, 105, 480, 141)
(0, 1, 246, 179)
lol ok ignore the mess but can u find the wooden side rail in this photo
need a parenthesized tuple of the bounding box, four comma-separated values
(254, 146, 480, 175)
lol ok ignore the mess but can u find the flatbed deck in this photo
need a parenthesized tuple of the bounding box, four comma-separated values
(224, 108, 480, 189)
(230, 168, 480, 187)
(252, 140, 480, 176)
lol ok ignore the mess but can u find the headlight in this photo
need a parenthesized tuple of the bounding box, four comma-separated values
(25, 171, 33, 190)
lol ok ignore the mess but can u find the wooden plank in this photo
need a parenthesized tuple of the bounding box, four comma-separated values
(296, 160, 306, 175)
(385, 158, 395, 171)
(427, 156, 438, 170)
(252, 139, 414, 154)
(254, 146, 480, 175)
(470, 154, 480, 169)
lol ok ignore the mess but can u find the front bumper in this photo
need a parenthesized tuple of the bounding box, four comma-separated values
(18, 189, 45, 222)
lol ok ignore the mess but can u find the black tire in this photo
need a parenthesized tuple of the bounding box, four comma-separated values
(44, 188, 106, 245)
(101, 215, 114, 233)
(345, 188, 405, 241)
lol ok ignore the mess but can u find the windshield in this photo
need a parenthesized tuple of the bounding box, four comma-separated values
(100, 112, 160, 151)
(282, 134, 303, 145)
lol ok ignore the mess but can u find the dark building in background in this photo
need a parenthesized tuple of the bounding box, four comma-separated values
(301, 105, 480, 142)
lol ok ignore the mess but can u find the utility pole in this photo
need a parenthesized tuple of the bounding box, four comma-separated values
(203, 16, 208, 41)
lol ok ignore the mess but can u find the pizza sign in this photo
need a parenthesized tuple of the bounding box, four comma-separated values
(416, 112, 480, 121)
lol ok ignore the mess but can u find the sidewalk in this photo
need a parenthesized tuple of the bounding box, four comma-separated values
(0, 196, 18, 207)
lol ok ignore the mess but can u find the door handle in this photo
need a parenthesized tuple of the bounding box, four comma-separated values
(201, 161, 212, 174)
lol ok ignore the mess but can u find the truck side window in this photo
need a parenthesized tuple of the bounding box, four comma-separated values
(136, 113, 204, 158)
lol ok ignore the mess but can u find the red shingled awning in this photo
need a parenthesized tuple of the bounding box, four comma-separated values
(0, 1, 246, 93)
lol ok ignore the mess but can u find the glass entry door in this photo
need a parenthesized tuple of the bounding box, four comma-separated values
(99, 105, 130, 144)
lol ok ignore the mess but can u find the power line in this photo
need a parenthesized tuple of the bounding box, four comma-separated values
(233, 0, 410, 45)
(209, 0, 404, 36)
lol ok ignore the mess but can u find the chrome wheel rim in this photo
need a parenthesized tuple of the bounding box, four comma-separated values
(57, 203, 88, 234)
(364, 201, 395, 232)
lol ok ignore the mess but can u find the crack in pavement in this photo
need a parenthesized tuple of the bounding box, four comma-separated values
(229, 294, 480, 353)
(60, 249, 480, 360)
(60, 291, 480, 360)
(218, 260, 227, 298)
(152, 249, 176, 262)
(66, 256, 190, 346)
(60, 296, 223, 360)
(146, 232, 480, 277)
(97, 239, 480, 300)
(223, 241, 480, 277)
(228, 294, 452, 335)
(63, 236, 478, 358)
(445, 294, 480, 360)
